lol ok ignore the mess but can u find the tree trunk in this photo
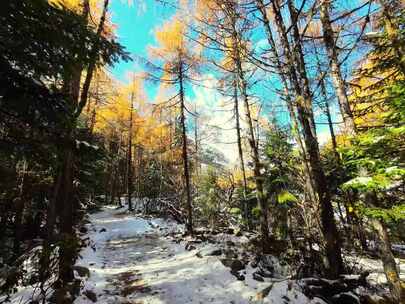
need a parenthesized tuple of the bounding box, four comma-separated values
(13, 159, 28, 258)
(193, 103, 199, 200)
(371, 218, 405, 302)
(127, 91, 134, 211)
(226, 9, 270, 249)
(316, 59, 340, 161)
(236, 52, 270, 251)
(179, 62, 193, 235)
(233, 73, 250, 228)
(287, 0, 317, 138)
(76, 0, 109, 119)
(320, 0, 357, 135)
(57, 144, 76, 285)
(365, 192, 405, 302)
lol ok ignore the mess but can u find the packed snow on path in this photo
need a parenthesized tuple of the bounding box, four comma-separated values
(74, 207, 325, 304)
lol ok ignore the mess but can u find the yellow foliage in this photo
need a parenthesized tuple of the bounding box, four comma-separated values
(48, 0, 96, 12)
(232, 168, 254, 188)
(48, 0, 82, 10)
(349, 57, 403, 128)
(150, 17, 186, 59)
(93, 76, 179, 163)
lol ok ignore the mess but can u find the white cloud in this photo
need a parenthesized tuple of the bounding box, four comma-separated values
(317, 129, 332, 146)
(190, 74, 240, 164)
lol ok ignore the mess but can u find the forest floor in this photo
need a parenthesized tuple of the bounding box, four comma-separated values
(73, 206, 325, 304)
(4, 206, 403, 303)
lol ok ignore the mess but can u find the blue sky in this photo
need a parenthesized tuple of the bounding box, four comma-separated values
(107, 0, 369, 161)
(110, 0, 174, 82)
(108, 0, 333, 162)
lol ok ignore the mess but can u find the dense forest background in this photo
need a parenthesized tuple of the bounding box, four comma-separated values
(0, 0, 404, 303)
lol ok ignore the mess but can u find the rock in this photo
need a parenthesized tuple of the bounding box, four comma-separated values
(71, 279, 82, 297)
(252, 271, 264, 282)
(255, 254, 288, 278)
(250, 257, 259, 268)
(223, 248, 238, 259)
(83, 289, 97, 302)
(234, 228, 242, 237)
(257, 256, 275, 278)
(331, 292, 359, 304)
(225, 228, 234, 234)
(196, 246, 222, 257)
(185, 242, 196, 251)
(231, 270, 245, 281)
(148, 221, 159, 229)
(79, 226, 88, 234)
(360, 294, 395, 304)
(73, 265, 90, 277)
(301, 276, 370, 304)
(226, 240, 235, 247)
(49, 289, 74, 304)
(99, 228, 106, 233)
(220, 258, 245, 272)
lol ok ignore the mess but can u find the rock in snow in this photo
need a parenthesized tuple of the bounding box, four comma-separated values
(83, 290, 97, 303)
(196, 246, 222, 257)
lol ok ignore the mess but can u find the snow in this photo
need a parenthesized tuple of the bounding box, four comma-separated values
(4, 206, 401, 304)
(346, 254, 405, 286)
(74, 207, 326, 304)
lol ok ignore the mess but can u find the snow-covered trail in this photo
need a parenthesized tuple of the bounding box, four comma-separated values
(74, 206, 170, 303)
(3, 206, 402, 304)
(75, 207, 275, 304)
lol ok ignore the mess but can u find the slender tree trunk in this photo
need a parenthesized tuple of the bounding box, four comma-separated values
(287, 0, 317, 138)
(233, 73, 250, 228)
(320, 0, 357, 134)
(313, 43, 339, 157)
(235, 51, 270, 251)
(366, 192, 405, 303)
(316, 62, 339, 161)
(324, 97, 339, 159)
(88, 75, 99, 135)
(127, 91, 134, 211)
(226, 6, 270, 250)
(241, 82, 269, 252)
(371, 218, 405, 302)
(13, 159, 28, 257)
(194, 103, 200, 201)
(179, 62, 193, 235)
(57, 144, 76, 286)
(76, 0, 109, 119)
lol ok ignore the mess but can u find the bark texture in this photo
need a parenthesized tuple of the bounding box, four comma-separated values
(320, 0, 356, 135)
(179, 62, 193, 235)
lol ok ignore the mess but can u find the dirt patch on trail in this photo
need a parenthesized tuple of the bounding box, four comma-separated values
(115, 271, 152, 296)
(106, 270, 152, 299)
